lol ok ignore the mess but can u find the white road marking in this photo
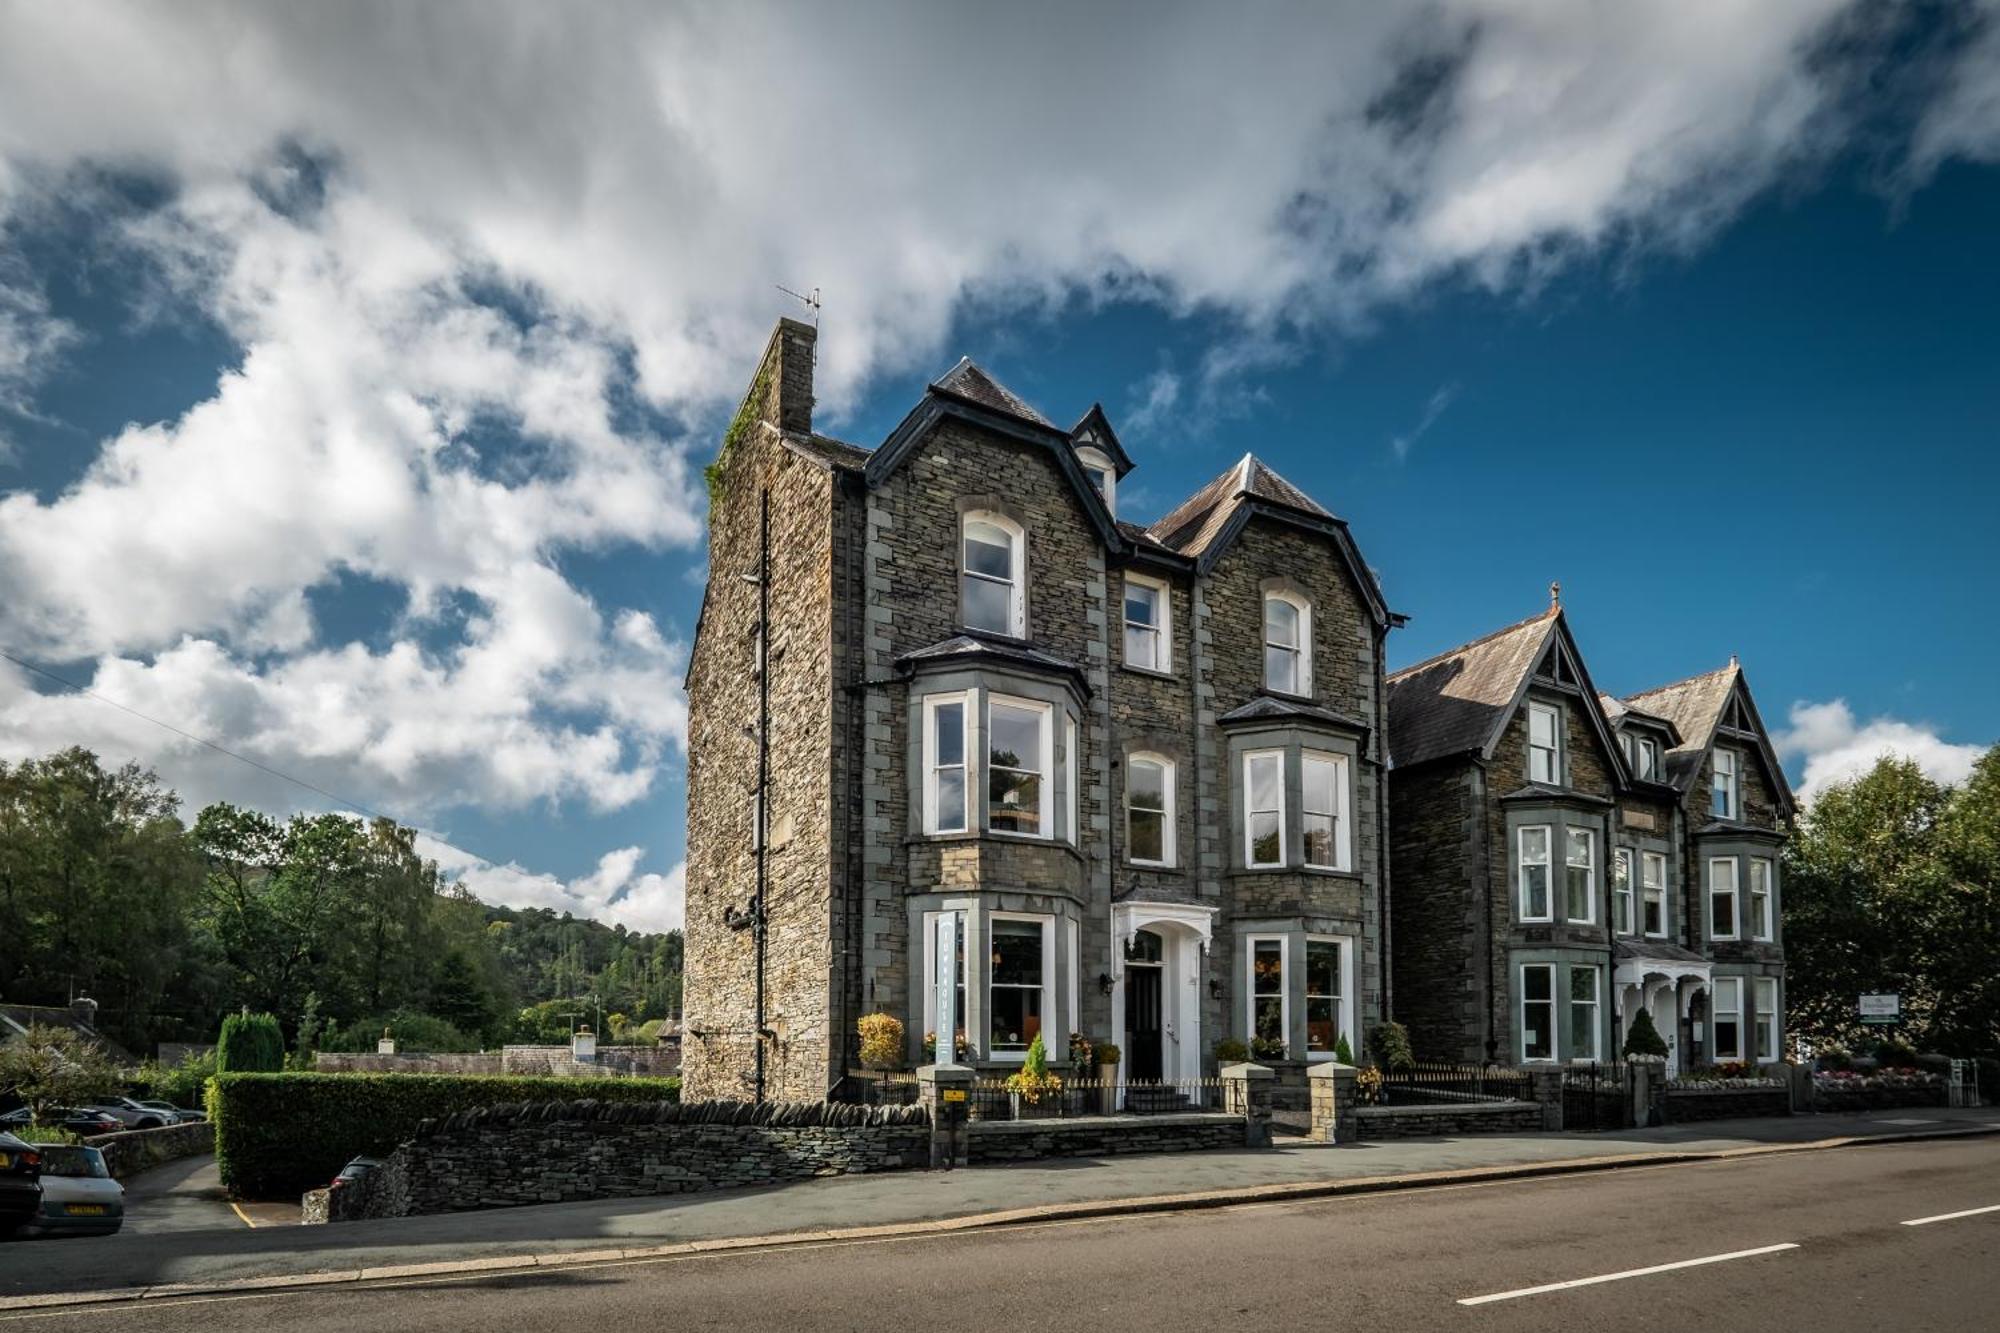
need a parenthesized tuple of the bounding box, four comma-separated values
(1901, 1204, 2000, 1227)
(1456, 1244, 1799, 1305)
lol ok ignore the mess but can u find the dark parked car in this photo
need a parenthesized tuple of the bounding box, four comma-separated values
(0, 1107, 123, 1138)
(328, 1156, 381, 1192)
(136, 1099, 206, 1124)
(0, 1131, 44, 1235)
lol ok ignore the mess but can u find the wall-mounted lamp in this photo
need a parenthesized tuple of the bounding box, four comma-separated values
(1097, 972, 1116, 997)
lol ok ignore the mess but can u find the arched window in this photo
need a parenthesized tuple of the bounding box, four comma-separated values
(1263, 591, 1311, 695)
(1126, 753, 1175, 867)
(961, 511, 1024, 637)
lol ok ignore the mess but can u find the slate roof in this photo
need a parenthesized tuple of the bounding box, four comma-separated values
(1621, 665, 1739, 790)
(931, 358, 1054, 427)
(1146, 455, 1333, 558)
(895, 634, 1087, 687)
(1613, 938, 1710, 966)
(779, 429, 872, 472)
(1217, 695, 1370, 732)
(0, 1004, 137, 1065)
(1385, 609, 1559, 769)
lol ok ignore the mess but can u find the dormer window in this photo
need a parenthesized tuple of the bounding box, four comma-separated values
(1076, 446, 1116, 518)
(1620, 731, 1661, 781)
(1527, 702, 1561, 784)
(1262, 592, 1311, 696)
(961, 511, 1024, 637)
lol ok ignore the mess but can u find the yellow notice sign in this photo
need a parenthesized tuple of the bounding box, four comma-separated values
(942, 1089, 967, 1103)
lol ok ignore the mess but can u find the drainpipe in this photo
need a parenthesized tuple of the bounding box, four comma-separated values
(1476, 758, 1497, 1063)
(1375, 620, 1392, 1027)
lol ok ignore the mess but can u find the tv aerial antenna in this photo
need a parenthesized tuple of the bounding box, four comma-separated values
(775, 284, 821, 364)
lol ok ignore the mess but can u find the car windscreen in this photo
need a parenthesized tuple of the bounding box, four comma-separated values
(35, 1146, 109, 1179)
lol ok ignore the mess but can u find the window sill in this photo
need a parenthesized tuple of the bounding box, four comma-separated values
(1118, 663, 1178, 682)
(1126, 859, 1179, 873)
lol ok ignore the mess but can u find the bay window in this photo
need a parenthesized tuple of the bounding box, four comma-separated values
(1248, 937, 1286, 1050)
(1754, 977, 1780, 1061)
(987, 696, 1050, 836)
(1569, 966, 1601, 1061)
(1642, 852, 1668, 937)
(1749, 858, 1774, 941)
(1124, 576, 1169, 672)
(1518, 826, 1552, 921)
(1263, 593, 1311, 695)
(1305, 938, 1346, 1058)
(1065, 715, 1078, 848)
(922, 694, 969, 834)
(1712, 977, 1743, 1061)
(1521, 964, 1555, 1061)
(988, 918, 1046, 1055)
(1565, 828, 1596, 924)
(1528, 703, 1561, 784)
(1712, 749, 1740, 819)
(1126, 754, 1174, 866)
(1302, 751, 1351, 871)
(1613, 849, 1635, 936)
(1244, 750, 1285, 868)
(961, 512, 1024, 637)
(1708, 856, 1740, 941)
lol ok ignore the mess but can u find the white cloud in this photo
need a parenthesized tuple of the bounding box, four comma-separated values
(1776, 698, 1986, 802)
(1390, 382, 1463, 461)
(422, 838, 685, 935)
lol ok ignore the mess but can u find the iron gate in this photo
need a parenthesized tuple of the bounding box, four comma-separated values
(1561, 1061, 1635, 1131)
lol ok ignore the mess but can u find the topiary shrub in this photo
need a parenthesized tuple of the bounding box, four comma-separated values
(1368, 1021, 1415, 1072)
(1622, 1009, 1669, 1059)
(1332, 1033, 1355, 1065)
(856, 1012, 904, 1070)
(211, 1071, 680, 1199)
(216, 1013, 285, 1074)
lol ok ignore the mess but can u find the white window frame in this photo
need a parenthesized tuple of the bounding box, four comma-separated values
(1125, 752, 1176, 868)
(1613, 848, 1635, 937)
(920, 908, 968, 1056)
(986, 693, 1053, 840)
(1301, 750, 1352, 872)
(1303, 935, 1355, 1063)
(1262, 592, 1312, 697)
(1712, 976, 1744, 1062)
(1527, 703, 1561, 785)
(921, 692, 970, 835)
(1122, 574, 1171, 674)
(1749, 858, 1774, 941)
(1564, 827, 1597, 925)
(986, 912, 1055, 1063)
(1518, 825, 1553, 922)
(960, 510, 1025, 638)
(1753, 977, 1780, 1062)
(1569, 965, 1601, 1062)
(1077, 445, 1116, 517)
(1244, 749, 1286, 869)
(1244, 934, 1289, 1050)
(1708, 856, 1740, 942)
(1712, 748, 1740, 820)
(1635, 736, 1661, 782)
(1065, 714, 1079, 848)
(1641, 851, 1669, 939)
(1520, 963, 1556, 1063)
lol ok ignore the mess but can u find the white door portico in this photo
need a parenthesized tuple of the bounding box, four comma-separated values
(1109, 900, 1214, 1087)
(1613, 940, 1710, 1079)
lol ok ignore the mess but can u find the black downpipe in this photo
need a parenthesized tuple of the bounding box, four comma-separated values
(1375, 620, 1393, 1026)
(1477, 759, 1497, 1063)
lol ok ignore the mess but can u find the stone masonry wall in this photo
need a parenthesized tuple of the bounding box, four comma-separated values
(333, 1101, 929, 1219)
(965, 1113, 1242, 1163)
(1352, 1101, 1544, 1140)
(684, 321, 840, 1102)
(1388, 761, 1484, 1061)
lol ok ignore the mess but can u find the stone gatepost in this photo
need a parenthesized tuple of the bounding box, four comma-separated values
(1630, 1060, 1655, 1128)
(1307, 1062, 1358, 1143)
(1221, 1062, 1276, 1148)
(1526, 1068, 1566, 1131)
(916, 1063, 974, 1169)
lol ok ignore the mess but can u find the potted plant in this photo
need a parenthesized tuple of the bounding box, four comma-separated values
(1092, 1040, 1121, 1114)
(1004, 1033, 1064, 1120)
(1214, 1037, 1250, 1065)
(921, 1029, 970, 1062)
(1249, 1035, 1287, 1062)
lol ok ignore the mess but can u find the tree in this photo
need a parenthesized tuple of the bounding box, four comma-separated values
(217, 1012, 285, 1072)
(0, 1025, 121, 1122)
(427, 949, 500, 1042)
(1622, 1009, 1669, 1059)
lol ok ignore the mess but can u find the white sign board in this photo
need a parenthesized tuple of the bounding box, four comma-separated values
(933, 913, 958, 1059)
(1859, 993, 1901, 1025)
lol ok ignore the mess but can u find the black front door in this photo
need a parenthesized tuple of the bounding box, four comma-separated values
(1125, 966, 1164, 1082)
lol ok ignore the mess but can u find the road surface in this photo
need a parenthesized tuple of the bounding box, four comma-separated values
(8, 1135, 1993, 1331)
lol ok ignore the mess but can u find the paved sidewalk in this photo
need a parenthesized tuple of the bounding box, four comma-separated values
(4, 1105, 1995, 1303)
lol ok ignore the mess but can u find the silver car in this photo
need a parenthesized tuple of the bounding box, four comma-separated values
(85, 1097, 178, 1129)
(17, 1144, 123, 1237)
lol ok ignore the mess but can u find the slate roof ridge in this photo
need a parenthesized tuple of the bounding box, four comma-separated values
(1622, 661, 1738, 705)
(1386, 606, 1558, 683)
(930, 357, 1054, 428)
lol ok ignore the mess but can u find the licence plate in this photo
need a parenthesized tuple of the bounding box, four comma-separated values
(64, 1204, 107, 1216)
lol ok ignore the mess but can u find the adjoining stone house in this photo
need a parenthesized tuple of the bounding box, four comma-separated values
(682, 319, 1398, 1103)
(1385, 601, 1794, 1074)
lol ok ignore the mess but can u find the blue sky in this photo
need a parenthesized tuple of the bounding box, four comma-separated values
(2, 3, 1997, 932)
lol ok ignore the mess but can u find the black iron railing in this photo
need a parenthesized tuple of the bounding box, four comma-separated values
(1374, 1061, 1533, 1107)
(967, 1076, 1226, 1121)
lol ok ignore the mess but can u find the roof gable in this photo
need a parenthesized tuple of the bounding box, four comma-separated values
(1621, 663, 1796, 816)
(931, 358, 1053, 426)
(1069, 403, 1134, 477)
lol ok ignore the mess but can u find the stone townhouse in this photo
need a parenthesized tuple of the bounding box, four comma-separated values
(682, 319, 1397, 1103)
(1385, 600, 1795, 1073)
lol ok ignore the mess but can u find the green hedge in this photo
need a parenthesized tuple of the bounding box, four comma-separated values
(217, 1012, 285, 1073)
(211, 1071, 681, 1199)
